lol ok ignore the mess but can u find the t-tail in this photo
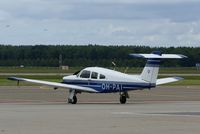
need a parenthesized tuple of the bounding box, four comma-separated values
(130, 51, 187, 85)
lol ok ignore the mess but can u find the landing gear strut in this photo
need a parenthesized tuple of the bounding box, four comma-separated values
(68, 89, 77, 104)
(119, 91, 129, 104)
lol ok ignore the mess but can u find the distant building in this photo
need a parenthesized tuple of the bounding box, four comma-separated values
(196, 63, 200, 70)
(61, 65, 69, 70)
(20, 65, 24, 68)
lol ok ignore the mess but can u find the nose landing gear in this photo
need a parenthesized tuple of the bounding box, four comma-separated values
(68, 89, 77, 104)
(68, 95, 77, 104)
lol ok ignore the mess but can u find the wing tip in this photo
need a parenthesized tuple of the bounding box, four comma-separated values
(8, 77, 18, 81)
(8, 77, 24, 81)
(174, 76, 184, 80)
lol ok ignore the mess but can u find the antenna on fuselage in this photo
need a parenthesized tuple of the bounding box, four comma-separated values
(112, 61, 116, 70)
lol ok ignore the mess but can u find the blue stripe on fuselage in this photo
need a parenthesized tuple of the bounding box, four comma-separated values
(62, 79, 155, 93)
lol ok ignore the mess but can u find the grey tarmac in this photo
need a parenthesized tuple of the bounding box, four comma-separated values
(0, 86, 200, 134)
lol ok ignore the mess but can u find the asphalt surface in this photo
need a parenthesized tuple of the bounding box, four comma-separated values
(0, 86, 200, 103)
(0, 86, 200, 134)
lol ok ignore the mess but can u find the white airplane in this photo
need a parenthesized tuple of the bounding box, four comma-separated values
(8, 51, 187, 104)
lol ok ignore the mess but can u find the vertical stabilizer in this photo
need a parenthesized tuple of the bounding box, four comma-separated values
(140, 58, 160, 83)
(140, 51, 161, 83)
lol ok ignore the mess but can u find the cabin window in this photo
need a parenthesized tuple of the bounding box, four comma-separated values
(91, 72, 98, 79)
(80, 70, 90, 78)
(99, 74, 106, 79)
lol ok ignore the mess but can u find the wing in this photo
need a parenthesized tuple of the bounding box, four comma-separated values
(156, 77, 183, 85)
(8, 77, 97, 93)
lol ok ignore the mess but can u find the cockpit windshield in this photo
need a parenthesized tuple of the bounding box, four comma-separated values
(73, 70, 81, 75)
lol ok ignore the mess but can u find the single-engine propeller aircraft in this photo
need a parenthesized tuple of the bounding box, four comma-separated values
(8, 51, 187, 104)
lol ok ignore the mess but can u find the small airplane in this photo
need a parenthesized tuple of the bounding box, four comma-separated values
(8, 51, 187, 104)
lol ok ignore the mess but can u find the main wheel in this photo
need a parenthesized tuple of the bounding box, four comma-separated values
(120, 95, 126, 104)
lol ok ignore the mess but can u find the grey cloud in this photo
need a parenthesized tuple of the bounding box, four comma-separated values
(0, 0, 200, 46)
(34, 2, 200, 22)
(1, 1, 200, 22)
(66, 2, 200, 22)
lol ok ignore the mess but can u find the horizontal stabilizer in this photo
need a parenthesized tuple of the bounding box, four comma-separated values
(130, 54, 187, 59)
(156, 77, 183, 85)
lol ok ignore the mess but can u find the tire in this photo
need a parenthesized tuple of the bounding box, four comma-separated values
(68, 96, 77, 104)
(120, 95, 126, 104)
(71, 96, 77, 104)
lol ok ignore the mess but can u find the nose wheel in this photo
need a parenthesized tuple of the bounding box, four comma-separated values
(68, 95, 77, 104)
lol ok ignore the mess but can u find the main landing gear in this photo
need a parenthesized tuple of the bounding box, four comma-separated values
(120, 91, 129, 104)
(68, 90, 77, 104)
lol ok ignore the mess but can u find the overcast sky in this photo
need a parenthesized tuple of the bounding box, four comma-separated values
(0, 0, 200, 47)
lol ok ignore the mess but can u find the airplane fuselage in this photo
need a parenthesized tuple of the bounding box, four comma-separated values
(63, 79, 155, 93)
(62, 67, 155, 93)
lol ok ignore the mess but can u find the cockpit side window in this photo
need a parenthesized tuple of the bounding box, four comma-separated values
(99, 74, 106, 79)
(91, 72, 98, 79)
(80, 70, 90, 78)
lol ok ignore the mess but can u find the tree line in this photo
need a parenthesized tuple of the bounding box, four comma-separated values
(0, 45, 199, 67)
